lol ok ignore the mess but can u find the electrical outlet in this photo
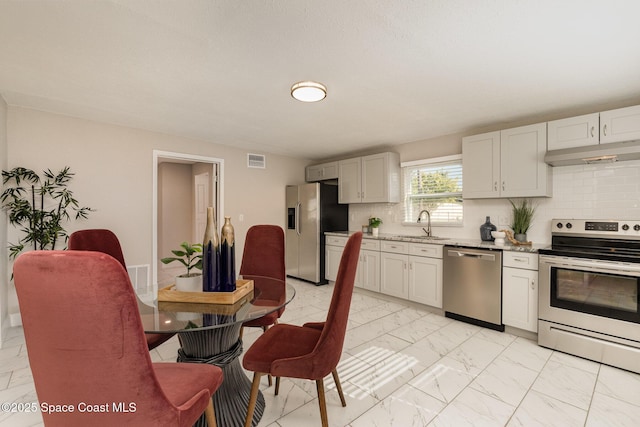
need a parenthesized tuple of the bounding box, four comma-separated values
(499, 216, 509, 226)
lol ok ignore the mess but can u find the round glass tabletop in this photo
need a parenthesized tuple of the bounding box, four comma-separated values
(140, 276, 295, 333)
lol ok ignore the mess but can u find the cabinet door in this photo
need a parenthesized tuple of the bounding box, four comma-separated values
(462, 131, 500, 199)
(502, 267, 538, 332)
(548, 113, 599, 150)
(306, 165, 324, 182)
(325, 244, 344, 282)
(408, 256, 442, 308)
(500, 123, 551, 198)
(361, 250, 381, 292)
(600, 105, 640, 144)
(380, 252, 408, 299)
(338, 158, 361, 203)
(361, 153, 388, 203)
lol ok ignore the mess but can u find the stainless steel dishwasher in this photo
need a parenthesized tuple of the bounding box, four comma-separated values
(443, 246, 504, 331)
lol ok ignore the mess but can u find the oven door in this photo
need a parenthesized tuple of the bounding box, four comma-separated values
(539, 255, 640, 341)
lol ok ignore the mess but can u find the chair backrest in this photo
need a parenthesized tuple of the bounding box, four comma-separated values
(240, 225, 285, 281)
(13, 251, 182, 426)
(68, 229, 127, 269)
(312, 231, 362, 377)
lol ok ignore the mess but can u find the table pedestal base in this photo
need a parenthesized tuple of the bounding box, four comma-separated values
(177, 323, 264, 427)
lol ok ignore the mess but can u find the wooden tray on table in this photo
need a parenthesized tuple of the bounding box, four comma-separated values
(157, 279, 254, 315)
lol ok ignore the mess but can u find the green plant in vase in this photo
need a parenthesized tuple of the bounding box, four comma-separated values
(509, 199, 536, 242)
(369, 217, 383, 236)
(161, 242, 203, 292)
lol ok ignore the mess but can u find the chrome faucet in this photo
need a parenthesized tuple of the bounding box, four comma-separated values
(417, 210, 431, 236)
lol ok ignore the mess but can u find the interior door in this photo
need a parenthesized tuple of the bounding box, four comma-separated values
(194, 172, 210, 243)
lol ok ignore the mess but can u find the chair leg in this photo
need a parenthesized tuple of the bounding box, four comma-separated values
(275, 376, 280, 395)
(316, 379, 329, 427)
(204, 399, 216, 427)
(332, 369, 347, 407)
(244, 372, 262, 427)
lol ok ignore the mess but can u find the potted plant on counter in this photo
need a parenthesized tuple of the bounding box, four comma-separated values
(369, 217, 383, 237)
(509, 199, 536, 242)
(161, 242, 203, 292)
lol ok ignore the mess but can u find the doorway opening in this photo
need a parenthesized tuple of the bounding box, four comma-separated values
(152, 150, 224, 296)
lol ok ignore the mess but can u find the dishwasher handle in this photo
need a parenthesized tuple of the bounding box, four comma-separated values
(446, 249, 497, 262)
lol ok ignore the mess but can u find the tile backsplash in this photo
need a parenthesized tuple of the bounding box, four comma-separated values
(349, 159, 640, 245)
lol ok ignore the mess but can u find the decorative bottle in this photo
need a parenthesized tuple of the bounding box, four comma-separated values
(480, 216, 497, 241)
(202, 207, 221, 292)
(220, 216, 236, 292)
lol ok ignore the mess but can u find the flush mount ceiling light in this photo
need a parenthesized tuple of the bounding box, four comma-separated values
(291, 81, 327, 102)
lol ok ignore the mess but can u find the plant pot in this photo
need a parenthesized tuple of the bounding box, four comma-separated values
(175, 274, 202, 292)
(371, 227, 379, 237)
(514, 233, 527, 243)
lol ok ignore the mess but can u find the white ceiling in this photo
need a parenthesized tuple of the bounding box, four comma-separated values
(1, 1, 640, 161)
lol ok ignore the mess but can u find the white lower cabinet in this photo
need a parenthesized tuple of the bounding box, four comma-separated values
(409, 255, 443, 308)
(355, 239, 381, 292)
(325, 236, 348, 282)
(502, 252, 538, 332)
(380, 241, 443, 307)
(326, 235, 442, 310)
(380, 251, 409, 298)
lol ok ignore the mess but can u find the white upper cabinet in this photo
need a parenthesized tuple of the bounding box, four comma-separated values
(600, 105, 640, 144)
(547, 113, 599, 150)
(338, 152, 400, 204)
(463, 123, 551, 199)
(306, 161, 339, 182)
(547, 105, 640, 151)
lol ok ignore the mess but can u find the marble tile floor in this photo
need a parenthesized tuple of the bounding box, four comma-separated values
(2, 278, 640, 426)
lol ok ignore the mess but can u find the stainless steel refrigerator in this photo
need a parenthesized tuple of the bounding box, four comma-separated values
(286, 182, 349, 284)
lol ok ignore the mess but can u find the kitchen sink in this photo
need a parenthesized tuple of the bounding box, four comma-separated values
(391, 235, 449, 241)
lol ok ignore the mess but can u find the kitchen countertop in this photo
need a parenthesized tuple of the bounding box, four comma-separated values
(325, 231, 548, 253)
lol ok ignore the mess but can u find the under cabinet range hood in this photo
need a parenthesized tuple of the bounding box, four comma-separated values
(545, 140, 640, 166)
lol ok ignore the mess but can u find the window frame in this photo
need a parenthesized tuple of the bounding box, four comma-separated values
(401, 154, 463, 227)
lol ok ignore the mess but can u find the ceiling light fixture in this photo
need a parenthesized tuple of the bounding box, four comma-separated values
(291, 81, 327, 102)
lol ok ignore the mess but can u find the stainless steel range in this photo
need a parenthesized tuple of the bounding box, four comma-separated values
(538, 219, 640, 373)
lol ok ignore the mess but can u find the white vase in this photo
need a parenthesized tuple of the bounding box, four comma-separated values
(371, 227, 379, 237)
(175, 274, 202, 292)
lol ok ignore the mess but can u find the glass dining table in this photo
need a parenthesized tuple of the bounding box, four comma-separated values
(139, 276, 296, 427)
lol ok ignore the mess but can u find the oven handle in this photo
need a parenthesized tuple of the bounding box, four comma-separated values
(539, 255, 640, 275)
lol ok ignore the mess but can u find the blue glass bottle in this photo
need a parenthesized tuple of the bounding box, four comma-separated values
(220, 216, 236, 292)
(202, 207, 221, 292)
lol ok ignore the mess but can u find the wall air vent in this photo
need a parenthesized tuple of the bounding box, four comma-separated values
(247, 153, 266, 169)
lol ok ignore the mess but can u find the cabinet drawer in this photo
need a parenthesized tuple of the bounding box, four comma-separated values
(380, 240, 409, 254)
(326, 236, 348, 247)
(503, 251, 538, 270)
(361, 239, 381, 251)
(408, 243, 443, 258)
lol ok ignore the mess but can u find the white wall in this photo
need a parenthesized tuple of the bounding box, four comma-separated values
(4, 107, 308, 322)
(0, 96, 7, 346)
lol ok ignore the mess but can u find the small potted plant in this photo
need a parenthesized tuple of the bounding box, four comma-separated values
(161, 242, 203, 292)
(368, 217, 383, 237)
(509, 199, 536, 242)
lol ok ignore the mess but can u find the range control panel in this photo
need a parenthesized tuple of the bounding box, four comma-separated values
(552, 219, 640, 237)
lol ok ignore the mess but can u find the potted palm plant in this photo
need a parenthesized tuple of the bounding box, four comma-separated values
(161, 242, 203, 292)
(1, 166, 92, 260)
(509, 199, 536, 242)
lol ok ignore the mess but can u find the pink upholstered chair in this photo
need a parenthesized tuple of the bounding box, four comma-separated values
(68, 229, 174, 350)
(13, 250, 223, 427)
(239, 225, 286, 336)
(242, 232, 362, 427)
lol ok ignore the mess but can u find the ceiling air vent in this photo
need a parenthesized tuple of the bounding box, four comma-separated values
(247, 153, 266, 169)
